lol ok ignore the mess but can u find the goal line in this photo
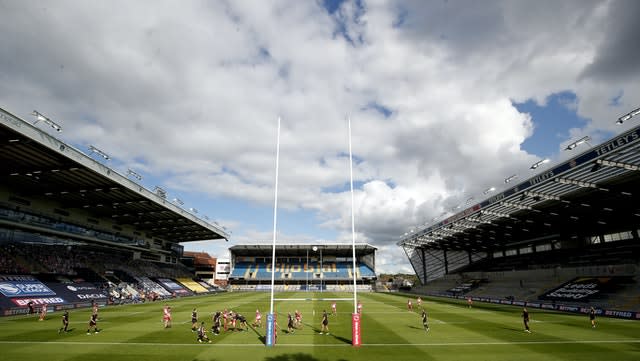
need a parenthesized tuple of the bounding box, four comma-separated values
(273, 298, 353, 301)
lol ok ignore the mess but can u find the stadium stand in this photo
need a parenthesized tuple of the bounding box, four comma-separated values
(399, 117, 640, 318)
(0, 107, 231, 316)
(229, 261, 375, 281)
(227, 244, 377, 291)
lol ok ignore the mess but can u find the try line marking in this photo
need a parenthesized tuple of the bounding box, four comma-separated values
(0, 339, 639, 347)
(273, 298, 353, 301)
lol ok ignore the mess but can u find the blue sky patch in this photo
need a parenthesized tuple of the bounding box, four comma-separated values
(609, 90, 624, 107)
(392, 5, 408, 28)
(515, 91, 589, 158)
(322, 0, 365, 46)
(365, 101, 393, 118)
(322, 0, 347, 14)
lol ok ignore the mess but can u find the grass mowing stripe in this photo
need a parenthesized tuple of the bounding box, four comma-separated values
(1, 339, 639, 346)
(1, 292, 639, 361)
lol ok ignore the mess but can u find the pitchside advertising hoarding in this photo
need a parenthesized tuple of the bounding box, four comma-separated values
(0, 275, 108, 315)
(45, 282, 108, 304)
(0, 275, 56, 298)
(436, 293, 640, 320)
(0, 275, 65, 311)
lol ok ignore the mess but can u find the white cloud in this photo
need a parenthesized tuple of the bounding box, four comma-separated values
(1, 0, 637, 273)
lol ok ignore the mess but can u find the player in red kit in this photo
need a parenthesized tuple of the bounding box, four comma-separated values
(163, 305, 172, 328)
(222, 308, 229, 332)
(253, 309, 262, 328)
(294, 310, 302, 329)
(39, 303, 47, 321)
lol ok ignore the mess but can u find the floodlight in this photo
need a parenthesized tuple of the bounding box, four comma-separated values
(530, 158, 550, 170)
(565, 136, 591, 151)
(126, 168, 142, 181)
(173, 198, 184, 205)
(483, 187, 496, 195)
(88, 145, 110, 160)
(154, 186, 167, 199)
(616, 107, 640, 124)
(504, 174, 518, 183)
(31, 110, 62, 132)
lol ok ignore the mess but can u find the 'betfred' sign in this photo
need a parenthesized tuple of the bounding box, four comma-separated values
(11, 297, 66, 306)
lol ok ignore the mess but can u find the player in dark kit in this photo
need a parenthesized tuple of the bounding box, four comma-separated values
(87, 313, 100, 334)
(235, 312, 249, 331)
(58, 310, 69, 334)
(197, 322, 211, 343)
(27, 301, 35, 315)
(92, 301, 99, 319)
(287, 312, 295, 333)
(589, 307, 596, 328)
(212, 311, 221, 335)
(191, 308, 198, 331)
(320, 310, 329, 335)
(421, 309, 430, 332)
(522, 307, 531, 333)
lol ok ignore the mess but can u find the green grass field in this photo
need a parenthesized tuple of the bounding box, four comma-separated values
(1, 292, 638, 361)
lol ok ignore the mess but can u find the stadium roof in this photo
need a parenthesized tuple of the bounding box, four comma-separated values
(229, 243, 377, 257)
(398, 120, 640, 252)
(0, 107, 229, 243)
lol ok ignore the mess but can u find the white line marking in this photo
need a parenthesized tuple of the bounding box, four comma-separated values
(0, 339, 638, 347)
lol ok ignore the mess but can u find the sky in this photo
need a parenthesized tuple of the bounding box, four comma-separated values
(1, 0, 639, 274)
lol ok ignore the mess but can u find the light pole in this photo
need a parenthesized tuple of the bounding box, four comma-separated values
(306, 248, 309, 292)
(312, 246, 322, 292)
(320, 247, 323, 293)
